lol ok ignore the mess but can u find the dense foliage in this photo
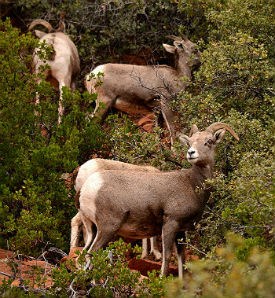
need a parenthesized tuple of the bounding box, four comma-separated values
(0, 0, 274, 296)
(0, 19, 105, 253)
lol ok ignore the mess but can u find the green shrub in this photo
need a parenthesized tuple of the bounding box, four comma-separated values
(206, 0, 275, 56)
(105, 114, 183, 171)
(0, 19, 106, 254)
(177, 33, 274, 130)
(1, 0, 274, 295)
(50, 239, 170, 297)
(222, 151, 275, 245)
(165, 233, 275, 298)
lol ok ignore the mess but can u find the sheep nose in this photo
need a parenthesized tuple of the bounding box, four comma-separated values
(188, 149, 196, 157)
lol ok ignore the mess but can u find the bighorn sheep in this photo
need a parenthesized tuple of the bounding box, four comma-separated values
(85, 36, 200, 144)
(78, 123, 239, 278)
(70, 158, 162, 260)
(29, 19, 80, 124)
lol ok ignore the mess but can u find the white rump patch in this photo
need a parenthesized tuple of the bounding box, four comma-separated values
(79, 172, 104, 222)
(92, 65, 105, 77)
(85, 65, 105, 82)
(75, 160, 101, 192)
(85, 65, 105, 93)
(81, 172, 104, 199)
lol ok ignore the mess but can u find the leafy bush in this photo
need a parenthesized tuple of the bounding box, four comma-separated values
(105, 114, 182, 171)
(0, 19, 105, 254)
(221, 151, 275, 244)
(173, 1, 275, 258)
(166, 233, 275, 298)
(0, 0, 274, 296)
(64, 239, 170, 297)
(0, 240, 171, 297)
(177, 33, 274, 129)
(206, 0, 275, 57)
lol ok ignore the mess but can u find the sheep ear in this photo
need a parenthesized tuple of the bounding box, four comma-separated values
(189, 124, 199, 136)
(34, 30, 46, 38)
(214, 129, 226, 144)
(163, 44, 176, 54)
(178, 134, 190, 146)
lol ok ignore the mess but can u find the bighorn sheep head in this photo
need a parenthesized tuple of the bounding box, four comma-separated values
(179, 122, 239, 165)
(165, 35, 201, 67)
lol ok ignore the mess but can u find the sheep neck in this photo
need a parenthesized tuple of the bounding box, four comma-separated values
(188, 162, 214, 204)
(192, 161, 214, 181)
(176, 58, 192, 79)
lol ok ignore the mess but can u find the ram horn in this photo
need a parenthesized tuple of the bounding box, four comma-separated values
(206, 122, 239, 141)
(56, 20, 65, 32)
(166, 35, 183, 41)
(28, 19, 53, 32)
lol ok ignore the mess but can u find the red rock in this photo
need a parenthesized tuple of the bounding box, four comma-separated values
(128, 258, 178, 277)
(0, 249, 53, 288)
(0, 248, 13, 259)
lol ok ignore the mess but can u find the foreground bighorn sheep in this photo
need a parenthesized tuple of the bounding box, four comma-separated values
(70, 158, 162, 260)
(85, 36, 200, 144)
(29, 19, 80, 124)
(78, 123, 239, 278)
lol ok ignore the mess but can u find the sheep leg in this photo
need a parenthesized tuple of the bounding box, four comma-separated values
(141, 238, 149, 259)
(82, 224, 88, 244)
(87, 227, 115, 253)
(55, 68, 72, 125)
(71, 81, 76, 90)
(87, 210, 132, 253)
(141, 237, 162, 260)
(34, 76, 42, 118)
(150, 237, 162, 260)
(160, 221, 178, 276)
(160, 101, 176, 146)
(75, 212, 94, 269)
(175, 232, 185, 279)
(91, 96, 117, 120)
(82, 225, 116, 271)
(91, 97, 101, 118)
(80, 212, 94, 252)
(70, 212, 83, 248)
(35, 91, 40, 106)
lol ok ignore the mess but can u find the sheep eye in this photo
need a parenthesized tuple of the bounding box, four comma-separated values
(205, 139, 213, 146)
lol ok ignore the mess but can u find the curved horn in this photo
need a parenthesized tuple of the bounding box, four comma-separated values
(56, 20, 65, 32)
(28, 19, 53, 32)
(166, 35, 182, 41)
(206, 122, 239, 141)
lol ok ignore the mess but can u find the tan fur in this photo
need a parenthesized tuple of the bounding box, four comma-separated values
(70, 158, 162, 260)
(29, 19, 80, 124)
(85, 37, 200, 145)
(78, 123, 239, 278)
